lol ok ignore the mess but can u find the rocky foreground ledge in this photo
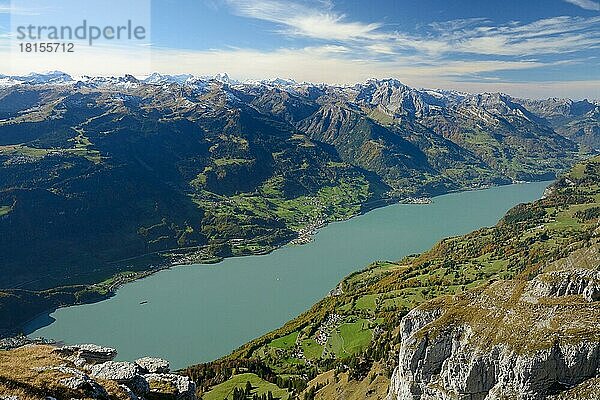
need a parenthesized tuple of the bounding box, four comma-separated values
(0, 343, 196, 400)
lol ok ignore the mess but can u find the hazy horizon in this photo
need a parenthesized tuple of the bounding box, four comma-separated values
(1, 0, 599, 99)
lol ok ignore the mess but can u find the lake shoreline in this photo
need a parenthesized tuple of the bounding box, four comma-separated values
(22, 180, 550, 365)
(12, 180, 547, 339)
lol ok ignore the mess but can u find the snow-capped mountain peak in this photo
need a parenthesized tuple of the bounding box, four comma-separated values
(0, 71, 74, 86)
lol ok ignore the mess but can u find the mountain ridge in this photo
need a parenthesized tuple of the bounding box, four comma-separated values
(0, 71, 597, 335)
(2, 71, 598, 101)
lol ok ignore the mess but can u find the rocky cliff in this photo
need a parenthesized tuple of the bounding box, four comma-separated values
(387, 243, 600, 400)
(0, 343, 196, 400)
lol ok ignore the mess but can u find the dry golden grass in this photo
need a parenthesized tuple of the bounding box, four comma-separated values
(302, 362, 389, 400)
(0, 345, 128, 400)
(0, 382, 40, 400)
(550, 376, 600, 399)
(0, 345, 76, 398)
(97, 379, 130, 400)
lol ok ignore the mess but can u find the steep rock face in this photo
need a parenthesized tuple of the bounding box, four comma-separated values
(389, 327, 599, 400)
(517, 98, 600, 150)
(351, 79, 434, 117)
(387, 245, 600, 400)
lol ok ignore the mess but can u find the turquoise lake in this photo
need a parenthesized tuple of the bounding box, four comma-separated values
(27, 182, 549, 369)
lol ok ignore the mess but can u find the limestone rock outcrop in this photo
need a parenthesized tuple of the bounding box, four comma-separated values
(387, 245, 600, 400)
(145, 373, 197, 400)
(136, 357, 170, 374)
(90, 361, 141, 382)
(53, 343, 117, 364)
(1, 343, 197, 400)
(36, 365, 108, 398)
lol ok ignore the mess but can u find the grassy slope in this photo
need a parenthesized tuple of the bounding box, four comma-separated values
(203, 373, 290, 400)
(302, 363, 389, 400)
(184, 155, 600, 399)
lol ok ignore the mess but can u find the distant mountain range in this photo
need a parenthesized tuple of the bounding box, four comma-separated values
(0, 71, 598, 332)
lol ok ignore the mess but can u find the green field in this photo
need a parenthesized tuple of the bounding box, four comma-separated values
(301, 338, 323, 360)
(269, 332, 298, 350)
(326, 320, 373, 358)
(193, 177, 371, 235)
(353, 294, 378, 311)
(202, 373, 290, 400)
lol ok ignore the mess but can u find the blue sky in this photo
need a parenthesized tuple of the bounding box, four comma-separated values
(1, 0, 599, 98)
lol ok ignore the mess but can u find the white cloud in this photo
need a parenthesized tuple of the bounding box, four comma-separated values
(221, 0, 600, 75)
(0, 0, 598, 99)
(563, 0, 600, 11)
(146, 46, 549, 86)
(431, 16, 600, 56)
(365, 43, 396, 55)
(0, 41, 597, 98)
(445, 79, 600, 99)
(0, 41, 537, 81)
(224, 1, 600, 59)
(224, 0, 386, 41)
(0, 42, 542, 84)
(2, 42, 151, 77)
(0, 4, 43, 15)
